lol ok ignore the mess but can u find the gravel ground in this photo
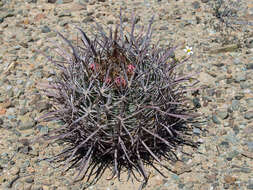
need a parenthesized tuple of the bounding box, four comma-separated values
(0, 0, 253, 190)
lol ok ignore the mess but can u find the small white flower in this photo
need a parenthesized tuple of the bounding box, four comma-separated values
(184, 46, 193, 55)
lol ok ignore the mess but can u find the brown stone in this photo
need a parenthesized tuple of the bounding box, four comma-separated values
(68, 3, 87, 11)
(23, 18, 29, 25)
(58, 2, 86, 11)
(0, 108, 6, 115)
(0, 100, 12, 109)
(224, 175, 236, 184)
(34, 13, 46, 22)
(205, 174, 217, 182)
(171, 161, 191, 175)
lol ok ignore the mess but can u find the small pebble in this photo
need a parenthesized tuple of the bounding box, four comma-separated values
(193, 97, 201, 108)
(226, 150, 239, 161)
(192, 1, 200, 9)
(234, 73, 246, 83)
(41, 26, 51, 33)
(201, 0, 209, 3)
(231, 100, 240, 111)
(193, 127, 201, 135)
(25, 176, 34, 183)
(247, 142, 253, 152)
(247, 184, 253, 189)
(246, 63, 253, 70)
(244, 111, 253, 120)
(216, 109, 228, 120)
(212, 114, 221, 124)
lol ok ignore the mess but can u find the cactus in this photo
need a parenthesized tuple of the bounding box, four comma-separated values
(39, 12, 200, 189)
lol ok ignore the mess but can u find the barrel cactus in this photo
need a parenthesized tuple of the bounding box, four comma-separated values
(39, 12, 199, 188)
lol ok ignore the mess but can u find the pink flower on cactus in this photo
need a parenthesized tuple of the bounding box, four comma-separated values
(115, 76, 126, 87)
(127, 64, 135, 74)
(105, 77, 111, 84)
(89, 63, 95, 70)
(89, 63, 99, 71)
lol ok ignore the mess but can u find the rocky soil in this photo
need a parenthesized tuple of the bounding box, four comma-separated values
(0, 0, 252, 189)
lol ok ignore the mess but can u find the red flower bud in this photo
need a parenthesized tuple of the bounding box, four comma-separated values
(115, 76, 126, 87)
(105, 77, 111, 84)
(127, 64, 135, 74)
(89, 63, 99, 71)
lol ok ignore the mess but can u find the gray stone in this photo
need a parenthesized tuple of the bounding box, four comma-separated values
(233, 125, 239, 135)
(240, 80, 251, 89)
(244, 111, 253, 120)
(246, 38, 253, 48)
(234, 93, 244, 100)
(246, 63, 253, 70)
(231, 100, 240, 111)
(234, 73, 246, 82)
(201, 0, 209, 2)
(31, 185, 44, 190)
(247, 184, 253, 189)
(233, 58, 242, 65)
(226, 150, 239, 161)
(35, 102, 51, 113)
(216, 109, 228, 120)
(56, 0, 73, 3)
(206, 89, 215, 96)
(0, 118, 3, 125)
(246, 98, 253, 107)
(26, 0, 37, 3)
(34, 70, 44, 79)
(58, 11, 71, 17)
(47, 32, 57, 38)
(41, 26, 51, 33)
(19, 118, 36, 130)
(209, 45, 239, 54)
(193, 127, 201, 135)
(178, 184, 184, 189)
(219, 141, 229, 148)
(233, 167, 251, 173)
(192, 1, 200, 9)
(193, 97, 201, 108)
(247, 142, 253, 151)
(7, 114, 16, 120)
(77, 0, 89, 3)
(82, 16, 94, 23)
(106, 20, 113, 25)
(1, 11, 15, 19)
(37, 125, 49, 134)
(25, 177, 34, 183)
(226, 79, 233, 84)
(159, 26, 168, 30)
(239, 106, 248, 113)
(212, 114, 221, 124)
